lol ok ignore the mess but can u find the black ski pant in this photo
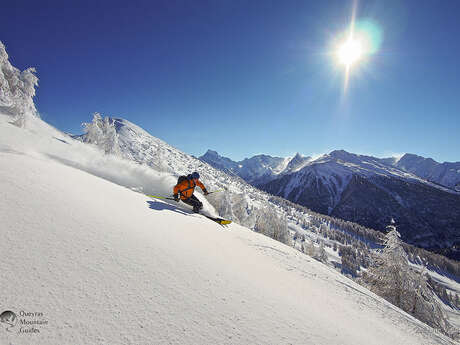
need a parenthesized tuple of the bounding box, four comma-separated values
(181, 194, 203, 213)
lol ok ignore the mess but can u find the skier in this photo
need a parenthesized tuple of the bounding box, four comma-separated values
(173, 172, 209, 213)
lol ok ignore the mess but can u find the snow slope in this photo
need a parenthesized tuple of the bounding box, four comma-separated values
(0, 117, 457, 344)
(74, 116, 298, 227)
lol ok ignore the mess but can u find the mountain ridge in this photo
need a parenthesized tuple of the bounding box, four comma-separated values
(200, 149, 460, 191)
(200, 149, 311, 185)
(200, 149, 460, 259)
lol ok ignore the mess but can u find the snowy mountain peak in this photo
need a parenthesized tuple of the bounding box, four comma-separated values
(329, 149, 353, 158)
(200, 149, 239, 173)
(285, 152, 311, 173)
(293, 152, 303, 159)
(328, 149, 368, 163)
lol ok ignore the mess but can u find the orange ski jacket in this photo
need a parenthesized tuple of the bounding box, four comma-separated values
(173, 179, 207, 200)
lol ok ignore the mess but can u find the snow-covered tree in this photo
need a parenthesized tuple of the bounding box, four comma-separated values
(302, 241, 316, 257)
(359, 223, 453, 338)
(314, 240, 328, 263)
(0, 41, 39, 127)
(82, 113, 120, 155)
(339, 245, 360, 277)
(254, 207, 290, 245)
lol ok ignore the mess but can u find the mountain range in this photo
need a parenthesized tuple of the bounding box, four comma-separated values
(200, 149, 460, 259)
(200, 150, 312, 184)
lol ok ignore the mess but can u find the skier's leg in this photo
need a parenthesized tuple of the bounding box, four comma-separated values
(182, 195, 202, 213)
(185, 195, 202, 213)
(181, 197, 194, 207)
(190, 194, 203, 212)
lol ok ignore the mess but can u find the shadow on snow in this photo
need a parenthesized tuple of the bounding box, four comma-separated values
(146, 200, 191, 216)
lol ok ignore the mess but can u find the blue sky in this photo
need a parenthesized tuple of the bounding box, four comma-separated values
(1, 0, 459, 162)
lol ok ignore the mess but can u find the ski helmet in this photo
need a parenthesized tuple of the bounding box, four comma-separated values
(191, 172, 200, 179)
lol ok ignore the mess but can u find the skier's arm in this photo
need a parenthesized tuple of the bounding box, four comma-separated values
(196, 180, 208, 195)
(173, 185, 180, 201)
(173, 184, 180, 195)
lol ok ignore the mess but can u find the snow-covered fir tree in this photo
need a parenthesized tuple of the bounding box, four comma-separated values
(340, 245, 360, 277)
(254, 207, 290, 245)
(302, 240, 316, 257)
(82, 113, 120, 155)
(359, 222, 455, 338)
(314, 240, 328, 263)
(0, 41, 39, 127)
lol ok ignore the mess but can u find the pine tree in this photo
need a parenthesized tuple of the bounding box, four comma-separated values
(359, 222, 453, 338)
(0, 41, 39, 127)
(82, 113, 120, 155)
(253, 207, 290, 246)
(315, 241, 328, 263)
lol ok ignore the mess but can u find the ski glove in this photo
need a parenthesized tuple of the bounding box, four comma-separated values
(203, 189, 209, 196)
(173, 194, 179, 202)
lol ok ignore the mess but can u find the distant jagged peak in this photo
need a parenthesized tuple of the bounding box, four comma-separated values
(292, 152, 312, 161)
(199, 149, 237, 164)
(203, 149, 220, 157)
(290, 152, 304, 161)
(285, 152, 311, 173)
(200, 149, 222, 160)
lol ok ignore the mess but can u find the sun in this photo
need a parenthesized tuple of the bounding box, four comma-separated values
(337, 37, 363, 68)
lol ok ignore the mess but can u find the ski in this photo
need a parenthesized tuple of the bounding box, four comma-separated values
(146, 194, 231, 225)
(202, 215, 232, 225)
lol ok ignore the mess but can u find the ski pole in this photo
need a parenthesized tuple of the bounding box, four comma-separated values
(207, 189, 225, 195)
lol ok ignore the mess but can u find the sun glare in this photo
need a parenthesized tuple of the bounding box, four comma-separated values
(337, 38, 363, 67)
(330, 0, 383, 93)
